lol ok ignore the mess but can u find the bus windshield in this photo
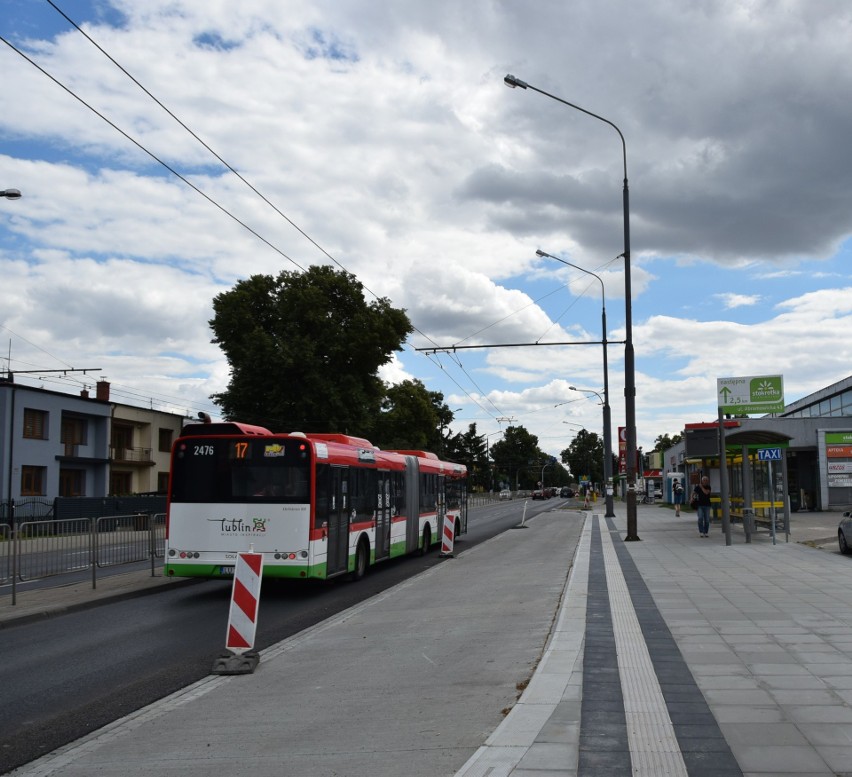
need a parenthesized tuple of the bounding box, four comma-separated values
(171, 436, 311, 503)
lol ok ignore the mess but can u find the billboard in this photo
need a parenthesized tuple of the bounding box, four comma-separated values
(717, 375, 784, 415)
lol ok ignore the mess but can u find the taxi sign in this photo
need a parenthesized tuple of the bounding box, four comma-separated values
(757, 447, 782, 461)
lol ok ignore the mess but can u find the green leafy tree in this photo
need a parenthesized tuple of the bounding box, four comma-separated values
(561, 429, 604, 485)
(489, 426, 549, 490)
(372, 379, 439, 450)
(445, 423, 490, 491)
(653, 432, 683, 452)
(210, 267, 412, 432)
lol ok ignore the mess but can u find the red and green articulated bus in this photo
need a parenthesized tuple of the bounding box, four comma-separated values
(165, 421, 468, 580)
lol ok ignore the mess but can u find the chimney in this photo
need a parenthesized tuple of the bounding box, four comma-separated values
(96, 380, 110, 401)
(80, 388, 90, 398)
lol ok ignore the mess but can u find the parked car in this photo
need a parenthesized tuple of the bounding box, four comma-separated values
(499, 489, 512, 500)
(531, 489, 545, 500)
(839, 511, 852, 555)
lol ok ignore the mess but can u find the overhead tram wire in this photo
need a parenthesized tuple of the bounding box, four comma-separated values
(1, 326, 221, 419)
(9, 11, 514, 421)
(0, 34, 308, 273)
(39, 0, 569, 420)
(21, 8, 464, 400)
(0, 324, 75, 369)
(2, 30, 453, 397)
(44, 1, 327, 273)
(40, 3, 450, 359)
(41, 8, 576, 436)
(535, 253, 623, 344)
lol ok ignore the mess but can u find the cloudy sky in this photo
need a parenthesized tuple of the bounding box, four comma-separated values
(2, 0, 852, 460)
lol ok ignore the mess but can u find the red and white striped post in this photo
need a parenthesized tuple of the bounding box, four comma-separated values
(212, 550, 264, 674)
(439, 513, 455, 557)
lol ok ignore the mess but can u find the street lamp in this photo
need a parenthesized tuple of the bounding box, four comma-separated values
(537, 247, 615, 518)
(506, 74, 638, 540)
(484, 430, 504, 492)
(569, 385, 614, 516)
(570, 385, 603, 403)
(1, 189, 22, 200)
(440, 407, 463, 456)
(561, 422, 594, 497)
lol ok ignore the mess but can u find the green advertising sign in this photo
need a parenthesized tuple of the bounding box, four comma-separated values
(717, 374, 784, 414)
(825, 432, 852, 444)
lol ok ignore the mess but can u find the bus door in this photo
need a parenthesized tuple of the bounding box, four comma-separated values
(404, 456, 421, 553)
(436, 475, 447, 536)
(326, 466, 349, 576)
(374, 471, 391, 562)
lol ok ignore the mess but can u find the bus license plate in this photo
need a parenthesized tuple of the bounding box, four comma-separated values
(220, 566, 235, 575)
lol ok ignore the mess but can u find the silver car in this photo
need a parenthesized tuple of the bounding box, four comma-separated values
(839, 511, 852, 555)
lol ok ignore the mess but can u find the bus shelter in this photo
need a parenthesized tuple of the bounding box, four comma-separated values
(683, 422, 791, 543)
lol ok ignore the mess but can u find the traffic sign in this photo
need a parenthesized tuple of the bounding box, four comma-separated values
(757, 447, 782, 461)
(717, 375, 784, 414)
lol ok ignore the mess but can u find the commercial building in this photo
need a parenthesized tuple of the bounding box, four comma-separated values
(662, 375, 852, 516)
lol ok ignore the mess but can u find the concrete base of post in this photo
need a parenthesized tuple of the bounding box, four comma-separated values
(212, 650, 260, 675)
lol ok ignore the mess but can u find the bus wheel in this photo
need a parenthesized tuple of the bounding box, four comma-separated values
(421, 525, 432, 556)
(351, 538, 369, 581)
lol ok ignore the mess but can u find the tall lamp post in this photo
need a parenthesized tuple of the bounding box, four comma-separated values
(569, 385, 614, 518)
(440, 407, 462, 456)
(505, 74, 638, 541)
(536, 249, 614, 518)
(484, 430, 504, 492)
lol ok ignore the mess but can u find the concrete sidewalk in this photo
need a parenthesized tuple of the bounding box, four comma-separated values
(4, 503, 852, 776)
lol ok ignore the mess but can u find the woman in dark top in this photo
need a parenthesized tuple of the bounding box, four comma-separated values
(693, 476, 712, 537)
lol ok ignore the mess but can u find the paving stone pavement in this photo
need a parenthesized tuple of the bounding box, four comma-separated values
(3, 502, 852, 776)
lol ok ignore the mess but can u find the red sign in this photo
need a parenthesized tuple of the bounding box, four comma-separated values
(618, 426, 626, 473)
(827, 445, 852, 458)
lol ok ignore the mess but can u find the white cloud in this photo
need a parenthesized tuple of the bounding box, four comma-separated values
(716, 292, 761, 308)
(3, 0, 852, 454)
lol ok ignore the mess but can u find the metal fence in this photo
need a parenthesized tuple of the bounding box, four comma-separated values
(1, 512, 166, 605)
(0, 495, 167, 524)
(0, 498, 54, 523)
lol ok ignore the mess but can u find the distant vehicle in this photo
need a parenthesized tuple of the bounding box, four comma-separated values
(531, 489, 545, 500)
(499, 489, 512, 500)
(560, 487, 574, 498)
(839, 511, 852, 555)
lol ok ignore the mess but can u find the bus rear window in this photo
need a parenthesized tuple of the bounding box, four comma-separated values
(171, 437, 311, 503)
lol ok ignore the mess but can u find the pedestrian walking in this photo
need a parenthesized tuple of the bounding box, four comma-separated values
(672, 478, 684, 517)
(692, 476, 712, 537)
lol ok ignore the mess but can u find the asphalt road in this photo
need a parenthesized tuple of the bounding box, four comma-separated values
(0, 497, 562, 775)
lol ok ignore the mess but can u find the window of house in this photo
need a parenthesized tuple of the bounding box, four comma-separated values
(158, 427, 174, 452)
(59, 468, 85, 497)
(110, 471, 133, 496)
(23, 409, 48, 439)
(21, 466, 46, 495)
(61, 416, 87, 444)
(61, 416, 87, 456)
(112, 423, 134, 451)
